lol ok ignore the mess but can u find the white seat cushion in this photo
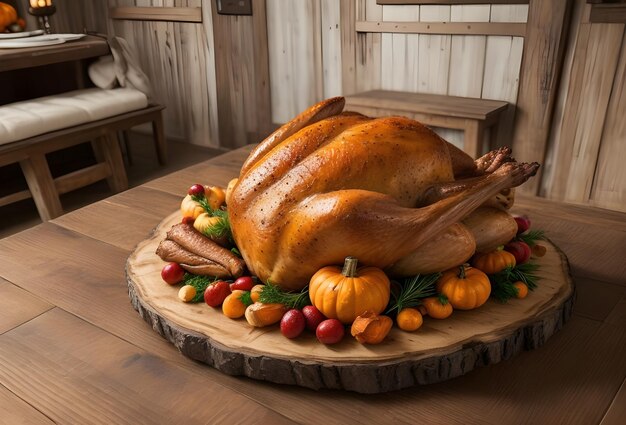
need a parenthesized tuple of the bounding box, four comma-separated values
(0, 87, 149, 146)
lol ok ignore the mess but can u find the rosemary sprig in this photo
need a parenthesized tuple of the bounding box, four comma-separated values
(191, 194, 213, 215)
(489, 262, 540, 303)
(202, 214, 231, 240)
(191, 194, 234, 243)
(258, 282, 311, 309)
(238, 291, 253, 307)
(516, 230, 545, 247)
(386, 273, 440, 315)
(182, 273, 217, 303)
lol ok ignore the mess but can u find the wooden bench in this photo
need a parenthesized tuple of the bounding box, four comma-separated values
(344, 90, 509, 158)
(0, 104, 165, 221)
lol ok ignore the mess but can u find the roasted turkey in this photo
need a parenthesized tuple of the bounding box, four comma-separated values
(228, 97, 539, 290)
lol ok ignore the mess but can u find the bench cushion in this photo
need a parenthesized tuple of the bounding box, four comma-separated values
(0, 87, 148, 146)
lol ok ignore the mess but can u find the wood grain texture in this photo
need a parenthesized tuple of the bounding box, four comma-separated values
(511, 0, 570, 194)
(589, 36, 626, 212)
(589, 3, 626, 24)
(356, 20, 526, 36)
(547, 21, 624, 207)
(377, 0, 529, 4)
(0, 278, 52, 335)
(0, 36, 109, 72)
(109, 6, 202, 22)
(321, 0, 343, 98)
(512, 195, 626, 285)
(0, 308, 296, 425)
(126, 211, 574, 393)
(109, 8, 218, 147)
(601, 378, 626, 425)
(0, 383, 55, 425)
(266, 0, 320, 123)
(52, 186, 182, 251)
(211, 0, 273, 147)
(355, 0, 383, 92)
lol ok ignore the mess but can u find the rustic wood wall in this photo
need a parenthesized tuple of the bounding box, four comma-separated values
(266, 1, 529, 149)
(543, 0, 626, 212)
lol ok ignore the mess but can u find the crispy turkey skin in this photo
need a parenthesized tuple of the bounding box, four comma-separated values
(228, 97, 539, 290)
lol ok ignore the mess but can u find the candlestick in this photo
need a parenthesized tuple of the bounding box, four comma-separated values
(28, 0, 56, 34)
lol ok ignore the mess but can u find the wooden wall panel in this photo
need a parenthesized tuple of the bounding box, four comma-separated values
(109, 17, 218, 147)
(510, 0, 571, 195)
(354, 0, 383, 93)
(546, 20, 625, 209)
(591, 39, 626, 212)
(380, 5, 420, 92)
(211, 0, 272, 148)
(266, 0, 320, 124)
(321, 0, 342, 99)
(448, 5, 490, 98)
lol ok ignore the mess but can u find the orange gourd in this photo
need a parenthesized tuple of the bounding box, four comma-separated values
(0, 3, 17, 33)
(421, 295, 453, 319)
(222, 290, 250, 319)
(309, 257, 390, 324)
(351, 311, 393, 344)
(472, 246, 516, 274)
(396, 308, 423, 331)
(436, 265, 491, 310)
(513, 281, 528, 299)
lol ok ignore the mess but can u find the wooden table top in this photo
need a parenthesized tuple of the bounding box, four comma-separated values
(0, 145, 624, 425)
(0, 35, 109, 72)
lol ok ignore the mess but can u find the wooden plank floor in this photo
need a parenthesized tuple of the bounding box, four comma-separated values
(0, 145, 624, 424)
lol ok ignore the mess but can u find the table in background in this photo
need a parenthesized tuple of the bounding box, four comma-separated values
(0, 145, 624, 425)
(0, 35, 109, 105)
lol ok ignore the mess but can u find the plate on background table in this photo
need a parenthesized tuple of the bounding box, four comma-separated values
(0, 38, 65, 48)
(0, 29, 44, 39)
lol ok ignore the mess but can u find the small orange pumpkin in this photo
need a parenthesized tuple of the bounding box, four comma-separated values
(472, 246, 516, 274)
(513, 281, 529, 299)
(0, 3, 17, 33)
(436, 265, 491, 310)
(309, 257, 390, 324)
(396, 308, 423, 331)
(421, 295, 453, 319)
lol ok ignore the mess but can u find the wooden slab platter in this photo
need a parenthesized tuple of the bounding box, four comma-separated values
(126, 211, 575, 394)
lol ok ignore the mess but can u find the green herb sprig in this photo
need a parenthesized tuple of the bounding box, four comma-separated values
(386, 273, 440, 315)
(182, 273, 217, 303)
(191, 194, 234, 243)
(258, 282, 311, 309)
(516, 230, 545, 247)
(489, 262, 539, 303)
(191, 194, 213, 215)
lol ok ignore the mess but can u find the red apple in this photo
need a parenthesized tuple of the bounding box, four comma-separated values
(161, 263, 184, 285)
(230, 276, 254, 292)
(505, 240, 532, 264)
(203, 280, 231, 307)
(316, 319, 345, 344)
(302, 305, 326, 332)
(280, 309, 306, 339)
(514, 215, 531, 235)
(188, 183, 205, 197)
